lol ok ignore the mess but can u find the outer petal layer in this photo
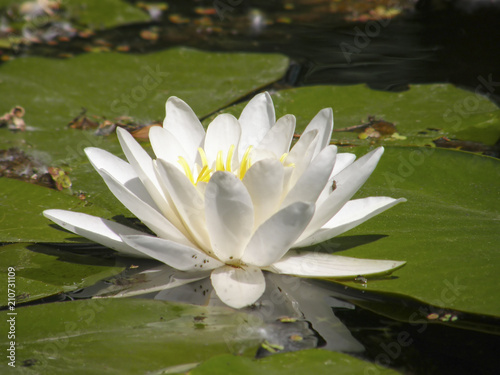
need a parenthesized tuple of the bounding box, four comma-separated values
(84, 147, 157, 209)
(294, 197, 406, 247)
(267, 251, 406, 277)
(299, 147, 385, 241)
(121, 235, 223, 271)
(97, 168, 192, 246)
(210, 265, 266, 308)
(43, 209, 148, 258)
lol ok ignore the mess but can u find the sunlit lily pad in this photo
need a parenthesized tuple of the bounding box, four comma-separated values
(66, 0, 150, 29)
(0, 48, 289, 218)
(324, 147, 500, 317)
(0, 299, 262, 374)
(0, 178, 113, 242)
(189, 350, 401, 375)
(208, 85, 500, 147)
(0, 243, 123, 304)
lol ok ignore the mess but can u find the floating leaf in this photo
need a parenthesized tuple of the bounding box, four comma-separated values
(0, 48, 289, 216)
(189, 350, 401, 375)
(0, 299, 262, 374)
(65, 0, 151, 29)
(0, 243, 123, 304)
(208, 84, 500, 148)
(0, 178, 112, 242)
(323, 147, 500, 317)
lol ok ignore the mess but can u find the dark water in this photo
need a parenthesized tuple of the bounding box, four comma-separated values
(12, 0, 500, 107)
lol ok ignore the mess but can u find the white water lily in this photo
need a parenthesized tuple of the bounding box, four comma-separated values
(44, 92, 406, 309)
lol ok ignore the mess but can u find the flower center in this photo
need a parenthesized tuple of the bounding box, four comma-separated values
(177, 145, 293, 186)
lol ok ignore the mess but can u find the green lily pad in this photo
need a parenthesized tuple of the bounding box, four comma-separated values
(0, 0, 150, 29)
(189, 350, 401, 375)
(207, 85, 500, 147)
(0, 243, 123, 304)
(325, 147, 500, 317)
(0, 48, 288, 129)
(66, 0, 150, 29)
(0, 177, 113, 242)
(0, 48, 289, 219)
(0, 299, 262, 374)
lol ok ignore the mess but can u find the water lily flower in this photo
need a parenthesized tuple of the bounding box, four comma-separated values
(44, 92, 406, 309)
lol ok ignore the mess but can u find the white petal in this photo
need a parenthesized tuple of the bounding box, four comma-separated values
(163, 96, 205, 162)
(332, 152, 356, 177)
(116, 127, 161, 193)
(211, 266, 266, 308)
(242, 159, 284, 228)
(43, 209, 149, 258)
(84, 147, 157, 209)
(121, 235, 223, 271)
(97, 167, 193, 246)
(253, 114, 295, 160)
(281, 145, 337, 208)
(205, 172, 254, 262)
(302, 108, 333, 158)
(284, 130, 319, 189)
(149, 126, 190, 168)
(241, 202, 315, 267)
(267, 251, 406, 277)
(238, 92, 275, 155)
(204, 114, 241, 167)
(316, 152, 357, 206)
(154, 159, 212, 253)
(116, 128, 183, 229)
(294, 197, 407, 247)
(299, 147, 385, 241)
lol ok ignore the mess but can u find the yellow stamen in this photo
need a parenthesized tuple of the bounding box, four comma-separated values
(196, 165, 211, 184)
(280, 152, 295, 168)
(216, 150, 225, 171)
(226, 144, 235, 172)
(178, 156, 194, 184)
(239, 146, 253, 179)
(198, 147, 208, 167)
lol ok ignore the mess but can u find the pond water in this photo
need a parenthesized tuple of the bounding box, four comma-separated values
(1, 1, 499, 374)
